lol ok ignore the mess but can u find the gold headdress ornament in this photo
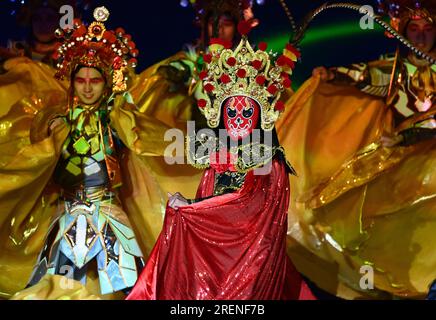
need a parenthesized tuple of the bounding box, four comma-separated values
(196, 21, 300, 131)
(377, 0, 435, 35)
(53, 6, 139, 93)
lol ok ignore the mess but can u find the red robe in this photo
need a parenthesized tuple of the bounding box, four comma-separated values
(127, 159, 315, 300)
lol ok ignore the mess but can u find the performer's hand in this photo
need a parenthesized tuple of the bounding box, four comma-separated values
(312, 66, 335, 82)
(48, 118, 64, 134)
(168, 192, 190, 209)
(380, 134, 403, 147)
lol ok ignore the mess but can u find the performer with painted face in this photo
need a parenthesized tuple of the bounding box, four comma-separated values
(124, 0, 266, 228)
(1, 7, 172, 300)
(130, 0, 261, 130)
(127, 23, 314, 300)
(312, 0, 435, 145)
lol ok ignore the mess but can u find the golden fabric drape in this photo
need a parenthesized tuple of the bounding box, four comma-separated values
(279, 74, 436, 299)
(276, 76, 397, 299)
(0, 56, 205, 299)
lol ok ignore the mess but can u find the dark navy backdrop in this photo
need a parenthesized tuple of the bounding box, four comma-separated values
(0, 0, 399, 87)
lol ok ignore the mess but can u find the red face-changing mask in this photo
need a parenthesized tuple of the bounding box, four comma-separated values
(223, 96, 260, 141)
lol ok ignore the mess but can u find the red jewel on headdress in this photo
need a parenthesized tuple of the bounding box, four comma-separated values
(236, 69, 247, 78)
(275, 101, 285, 111)
(258, 42, 268, 51)
(203, 53, 212, 64)
(227, 57, 236, 66)
(282, 78, 292, 88)
(116, 28, 125, 36)
(103, 31, 117, 43)
(256, 75, 266, 85)
(72, 25, 87, 38)
(267, 84, 278, 95)
(276, 55, 295, 69)
(199, 70, 208, 80)
(131, 49, 139, 58)
(286, 43, 301, 58)
(197, 99, 207, 109)
(251, 60, 262, 70)
(113, 56, 123, 69)
(204, 83, 215, 92)
(73, 18, 82, 28)
(220, 74, 231, 84)
(129, 58, 138, 67)
(127, 41, 136, 50)
(276, 56, 286, 67)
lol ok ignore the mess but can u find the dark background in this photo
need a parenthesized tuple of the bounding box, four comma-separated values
(1, 0, 400, 87)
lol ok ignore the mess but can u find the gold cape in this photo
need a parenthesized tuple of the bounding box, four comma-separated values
(279, 75, 435, 299)
(129, 51, 204, 199)
(0, 56, 202, 299)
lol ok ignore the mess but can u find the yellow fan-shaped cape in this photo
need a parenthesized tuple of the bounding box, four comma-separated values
(276, 76, 402, 299)
(0, 55, 202, 299)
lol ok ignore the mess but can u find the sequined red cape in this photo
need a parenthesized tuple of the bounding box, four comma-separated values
(127, 159, 315, 300)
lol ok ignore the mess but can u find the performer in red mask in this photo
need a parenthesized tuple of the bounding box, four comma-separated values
(127, 23, 315, 300)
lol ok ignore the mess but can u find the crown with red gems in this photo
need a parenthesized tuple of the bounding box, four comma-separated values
(196, 22, 300, 131)
(53, 6, 139, 92)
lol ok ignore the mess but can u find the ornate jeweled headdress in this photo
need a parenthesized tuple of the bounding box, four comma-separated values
(53, 6, 139, 93)
(196, 23, 300, 131)
(377, 0, 435, 35)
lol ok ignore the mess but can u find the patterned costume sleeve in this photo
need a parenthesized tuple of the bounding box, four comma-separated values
(330, 56, 394, 98)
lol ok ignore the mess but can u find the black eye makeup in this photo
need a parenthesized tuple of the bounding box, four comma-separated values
(227, 107, 237, 118)
(242, 107, 254, 118)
